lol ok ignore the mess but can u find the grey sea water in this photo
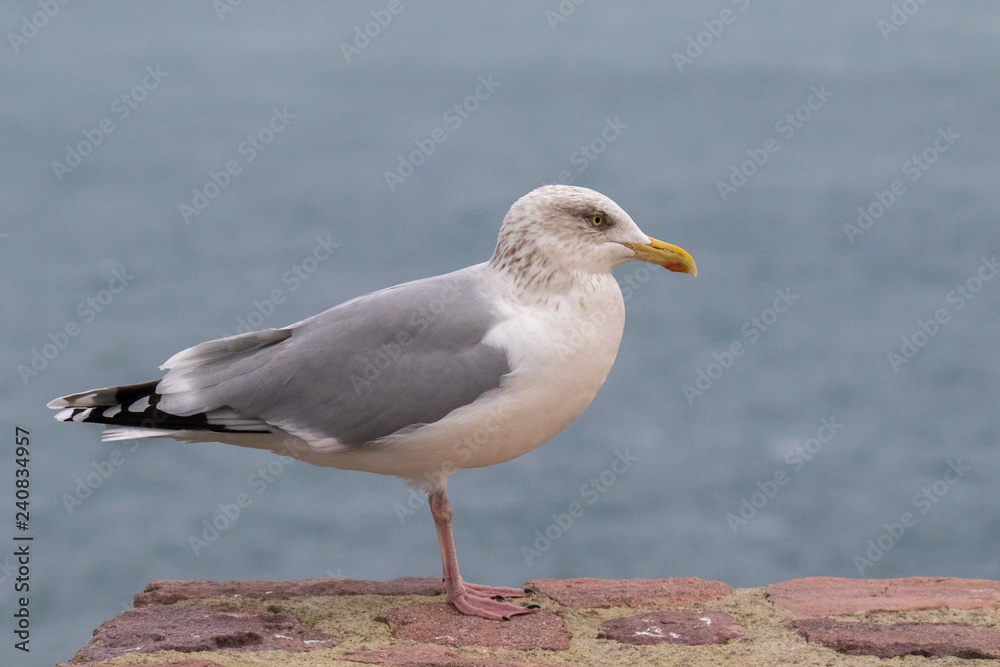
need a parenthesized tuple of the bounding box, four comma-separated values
(2, 2, 999, 664)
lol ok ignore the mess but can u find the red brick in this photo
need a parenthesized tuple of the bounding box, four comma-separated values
(527, 577, 731, 608)
(768, 576, 1000, 616)
(135, 576, 442, 606)
(788, 618, 1000, 659)
(74, 604, 337, 663)
(380, 602, 570, 650)
(599, 610, 744, 646)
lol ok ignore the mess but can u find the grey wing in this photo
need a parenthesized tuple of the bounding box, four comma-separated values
(157, 267, 511, 448)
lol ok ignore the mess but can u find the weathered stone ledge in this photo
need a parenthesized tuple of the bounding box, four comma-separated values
(58, 576, 1000, 666)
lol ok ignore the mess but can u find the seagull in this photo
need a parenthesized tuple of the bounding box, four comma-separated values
(48, 185, 696, 620)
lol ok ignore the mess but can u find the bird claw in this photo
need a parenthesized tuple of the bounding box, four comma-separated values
(447, 582, 537, 620)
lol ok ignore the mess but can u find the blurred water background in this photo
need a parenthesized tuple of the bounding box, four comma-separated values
(2, 2, 999, 664)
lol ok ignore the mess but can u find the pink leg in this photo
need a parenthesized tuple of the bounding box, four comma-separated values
(429, 489, 537, 620)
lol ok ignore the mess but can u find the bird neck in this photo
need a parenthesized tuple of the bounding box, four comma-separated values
(487, 242, 574, 297)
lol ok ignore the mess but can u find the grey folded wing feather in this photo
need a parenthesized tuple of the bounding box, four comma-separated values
(157, 267, 511, 449)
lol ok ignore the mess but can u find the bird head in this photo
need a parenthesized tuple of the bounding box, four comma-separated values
(490, 185, 696, 288)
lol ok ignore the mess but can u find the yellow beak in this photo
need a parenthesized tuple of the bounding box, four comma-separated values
(621, 237, 697, 276)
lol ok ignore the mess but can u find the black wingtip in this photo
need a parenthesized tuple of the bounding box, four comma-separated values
(49, 380, 269, 435)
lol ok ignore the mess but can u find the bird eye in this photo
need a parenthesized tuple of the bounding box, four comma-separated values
(588, 213, 606, 228)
